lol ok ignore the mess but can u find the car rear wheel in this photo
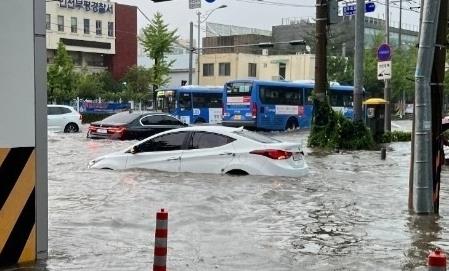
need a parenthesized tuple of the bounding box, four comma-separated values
(64, 123, 79, 133)
(225, 169, 249, 176)
(285, 118, 298, 131)
(194, 118, 205, 124)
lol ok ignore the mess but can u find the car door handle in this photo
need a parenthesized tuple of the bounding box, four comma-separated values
(219, 152, 235, 156)
(167, 156, 181, 161)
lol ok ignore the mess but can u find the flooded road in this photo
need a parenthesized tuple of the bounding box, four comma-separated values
(8, 121, 449, 270)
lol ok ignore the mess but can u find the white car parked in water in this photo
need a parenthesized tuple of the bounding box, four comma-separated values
(47, 105, 82, 133)
(88, 126, 309, 177)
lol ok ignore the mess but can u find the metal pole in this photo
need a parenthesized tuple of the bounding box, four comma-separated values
(314, 0, 327, 102)
(197, 11, 201, 86)
(430, 0, 448, 214)
(353, 0, 364, 121)
(398, 0, 402, 48)
(384, 0, 391, 132)
(188, 22, 193, 85)
(413, 0, 440, 214)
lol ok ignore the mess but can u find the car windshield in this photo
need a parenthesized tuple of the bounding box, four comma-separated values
(233, 129, 281, 143)
(101, 112, 139, 123)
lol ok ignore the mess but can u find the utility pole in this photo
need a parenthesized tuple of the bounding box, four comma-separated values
(413, 0, 440, 214)
(353, 0, 364, 121)
(430, 0, 448, 214)
(398, 0, 402, 48)
(384, 0, 391, 132)
(188, 22, 193, 85)
(315, 0, 327, 102)
(197, 11, 201, 86)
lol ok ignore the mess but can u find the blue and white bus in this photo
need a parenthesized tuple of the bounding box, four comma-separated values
(156, 86, 224, 124)
(222, 80, 355, 131)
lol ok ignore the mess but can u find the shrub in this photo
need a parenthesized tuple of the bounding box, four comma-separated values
(308, 99, 375, 150)
(380, 131, 411, 143)
(81, 113, 112, 124)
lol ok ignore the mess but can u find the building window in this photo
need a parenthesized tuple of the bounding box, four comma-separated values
(108, 22, 114, 37)
(248, 63, 257, 77)
(57, 15, 64, 32)
(46, 14, 51, 30)
(84, 19, 90, 34)
(203, 63, 214, 77)
(218, 63, 230, 76)
(96, 20, 102, 35)
(71, 17, 77, 33)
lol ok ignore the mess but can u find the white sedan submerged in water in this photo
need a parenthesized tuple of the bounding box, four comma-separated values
(88, 126, 308, 177)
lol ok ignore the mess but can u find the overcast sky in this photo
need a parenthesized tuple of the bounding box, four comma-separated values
(115, 0, 421, 38)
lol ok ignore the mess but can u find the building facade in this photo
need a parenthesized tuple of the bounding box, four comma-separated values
(46, 0, 137, 80)
(199, 53, 315, 86)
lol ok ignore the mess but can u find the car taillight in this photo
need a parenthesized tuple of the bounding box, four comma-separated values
(251, 102, 257, 119)
(79, 115, 83, 122)
(88, 125, 95, 131)
(250, 149, 292, 160)
(109, 127, 126, 134)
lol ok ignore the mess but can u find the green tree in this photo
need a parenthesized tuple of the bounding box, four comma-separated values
(75, 71, 104, 100)
(391, 46, 417, 103)
(121, 65, 153, 102)
(47, 42, 77, 103)
(327, 56, 354, 85)
(140, 12, 178, 101)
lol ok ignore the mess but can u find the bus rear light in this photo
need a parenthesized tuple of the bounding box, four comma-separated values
(250, 149, 292, 160)
(251, 102, 257, 119)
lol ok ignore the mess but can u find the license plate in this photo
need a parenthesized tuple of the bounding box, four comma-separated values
(234, 115, 241, 120)
(293, 153, 303, 161)
(97, 128, 107, 134)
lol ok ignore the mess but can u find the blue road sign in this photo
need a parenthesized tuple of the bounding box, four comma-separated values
(343, 2, 376, 16)
(377, 43, 392, 61)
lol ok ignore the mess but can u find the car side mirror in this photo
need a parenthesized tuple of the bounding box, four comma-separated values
(130, 145, 139, 154)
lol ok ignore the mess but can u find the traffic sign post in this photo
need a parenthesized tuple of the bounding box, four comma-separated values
(377, 43, 392, 61)
(343, 2, 375, 16)
(189, 0, 201, 9)
(378, 61, 392, 80)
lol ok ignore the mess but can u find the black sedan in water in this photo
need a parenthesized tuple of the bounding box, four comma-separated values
(87, 111, 187, 140)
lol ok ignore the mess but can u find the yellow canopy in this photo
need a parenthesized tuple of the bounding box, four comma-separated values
(363, 98, 388, 105)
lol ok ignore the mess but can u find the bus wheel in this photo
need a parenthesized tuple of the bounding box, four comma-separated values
(285, 118, 298, 131)
(194, 118, 205, 124)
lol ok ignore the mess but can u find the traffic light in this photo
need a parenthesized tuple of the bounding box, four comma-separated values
(181, 80, 187, 86)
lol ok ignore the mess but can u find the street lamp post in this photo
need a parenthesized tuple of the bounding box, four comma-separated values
(196, 5, 227, 85)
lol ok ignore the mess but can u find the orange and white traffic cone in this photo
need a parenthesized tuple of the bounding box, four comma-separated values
(428, 248, 446, 271)
(153, 209, 168, 271)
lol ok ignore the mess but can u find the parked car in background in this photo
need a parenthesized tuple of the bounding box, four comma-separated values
(87, 111, 187, 140)
(88, 126, 309, 177)
(47, 104, 82, 133)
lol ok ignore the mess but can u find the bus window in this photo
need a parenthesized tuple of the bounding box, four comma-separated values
(178, 93, 192, 111)
(193, 93, 222, 108)
(304, 88, 313, 105)
(226, 82, 252, 97)
(259, 86, 302, 106)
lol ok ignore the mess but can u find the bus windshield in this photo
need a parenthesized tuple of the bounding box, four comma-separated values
(226, 82, 252, 97)
(157, 90, 176, 113)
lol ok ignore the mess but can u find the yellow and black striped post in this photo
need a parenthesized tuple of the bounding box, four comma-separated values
(0, 148, 36, 264)
(0, 0, 47, 266)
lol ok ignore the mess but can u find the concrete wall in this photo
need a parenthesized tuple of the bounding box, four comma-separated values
(46, 0, 115, 55)
(199, 53, 315, 86)
(107, 3, 137, 80)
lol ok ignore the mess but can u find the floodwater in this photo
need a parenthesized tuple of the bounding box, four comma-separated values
(4, 121, 449, 270)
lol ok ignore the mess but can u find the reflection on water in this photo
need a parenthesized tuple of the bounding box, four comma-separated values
(404, 215, 443, 270)
(3, 127, 449, 270)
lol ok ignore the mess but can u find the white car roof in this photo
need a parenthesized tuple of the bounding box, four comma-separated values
(169, 125, 244, 134)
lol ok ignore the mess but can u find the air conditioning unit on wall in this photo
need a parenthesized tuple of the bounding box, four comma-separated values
(262, 49, 269, 56)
